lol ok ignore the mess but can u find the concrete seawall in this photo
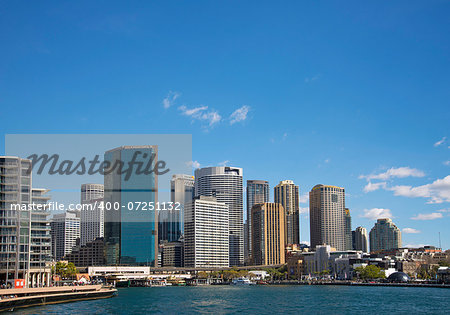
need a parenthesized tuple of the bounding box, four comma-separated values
(0, 285, 117, 312)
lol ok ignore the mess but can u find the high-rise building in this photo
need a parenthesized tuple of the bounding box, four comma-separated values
(194, 167, 243, 266)
(309, 184, 346, 251)
(0, 156, 32, 284)
(30, 188, 52, 270)
(354, 226, 368, 252)
(369, 218, 402, 252)
(184, 196, 229, 268)
(51, 211, 80, 261)
(344, 208, 352, 250)
(246, 180, 269, 262)
(274, 180, 300, 245)
(166, 174, 194, 242)
(251, 203, 286, 266)
(104, 146, 158, 266)
(80, 184, 104, 246)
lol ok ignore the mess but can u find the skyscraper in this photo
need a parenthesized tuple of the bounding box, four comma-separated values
(309, 184, 346, 251)
(30, 188, 52, 270)
(51, 211, 80, 261)
(168, 174, 194, 242)
(0, 156, 32, 284)
(344, 208, 352, 250)
(274, 180, 300, 245)
(194, 166, 243, 266)
(104, 146, 158, 266)
(184, 196, 229, 268)
(80, 184, 104, 246)
(246, 180, 269, 262)
(369, 218, 402, 252)
(251, 203, 286, 266)
(354, 226, 368, 252)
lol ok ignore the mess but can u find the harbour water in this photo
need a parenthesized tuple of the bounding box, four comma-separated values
(12, 285, 450, 314)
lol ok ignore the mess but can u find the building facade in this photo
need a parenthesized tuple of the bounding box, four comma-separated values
(194, 167, 243, 266)
(0, 157, 32, 285)
(166, 174, 194, 242)
(251, 203, 286, 266)
(274, 180, 299, 246)
(354, 226, 369, 252)
(30, 188, 52, 270)
(104, 146, 159, 266)
(344, 208, 352, 250)
(309, 184, 346, 251)
(51, 211, 80, 261)
(246, 180, 269, 262)
(184, 196, 229, 268)
(369, 218, 402, 252)
(162, 241, 184, 267)
(64, 237, 105, 267)
(80, 183, 104, 246)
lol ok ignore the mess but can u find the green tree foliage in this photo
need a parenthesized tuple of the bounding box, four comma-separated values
(354, 265, 385, 280)
(53, 261, 78, 279)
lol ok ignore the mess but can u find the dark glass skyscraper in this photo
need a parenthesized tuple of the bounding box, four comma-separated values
(104, 146, 158, 266)
(246, 180, 269, 262)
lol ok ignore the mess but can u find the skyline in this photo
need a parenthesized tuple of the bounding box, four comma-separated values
(1, 1, 449, 249)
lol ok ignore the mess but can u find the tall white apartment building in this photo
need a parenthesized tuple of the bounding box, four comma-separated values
(80, 184, 104, 246)
(0, 157, 32, 284)
(51, 212, 80, 261)
(354, 226, 369, 252)
(184, 196, 229, 268)
(194, 166, 243, 266)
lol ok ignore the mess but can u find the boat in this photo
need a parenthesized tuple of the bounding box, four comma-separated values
(231, 277, 252, 285)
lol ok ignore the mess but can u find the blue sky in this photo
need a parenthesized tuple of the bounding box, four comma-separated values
(1, 1, 449, 248)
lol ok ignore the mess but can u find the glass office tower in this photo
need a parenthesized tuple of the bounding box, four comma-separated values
(104, 146, 158, 266)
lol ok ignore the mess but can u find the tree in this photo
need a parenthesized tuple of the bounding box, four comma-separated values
(355, 265, 385, 280)
(53, 261, 78, 279)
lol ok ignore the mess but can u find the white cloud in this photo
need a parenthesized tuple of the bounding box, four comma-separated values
(404, 244, 427, 248)
(324, 158, 331, 164)
(363, 181, 387, 193)
(361, 208, 393, 220)
(411, 212, 443, 220)
(218, 160, 230, 166)
(360, 167, 425, 181)
(186, 160, 201, 169)
(305, 74, 320, 83)
(300, 193, 309, 204)
(388, 175, 450, 204)
(434, 136, 446, 147)
(178, 105, 222, 127)
(229, 105, 250, 125)
(443, 160, 450, 166)
(300, 207, 309, 214)
(402, 228, 421, 234)
(162, 91, 180, 109)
